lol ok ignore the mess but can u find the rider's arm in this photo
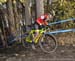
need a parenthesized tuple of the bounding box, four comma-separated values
(44, 21, 48, 25)
(36, 19, 42, 25)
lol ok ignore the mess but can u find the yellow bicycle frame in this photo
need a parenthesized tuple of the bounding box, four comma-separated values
(26, 29, 45, 43)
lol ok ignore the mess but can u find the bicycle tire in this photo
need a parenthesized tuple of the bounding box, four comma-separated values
(39, 34, 57, 53)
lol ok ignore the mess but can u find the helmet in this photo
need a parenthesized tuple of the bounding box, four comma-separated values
(44, 13, 53, 21)
(44, 14, 48, 18)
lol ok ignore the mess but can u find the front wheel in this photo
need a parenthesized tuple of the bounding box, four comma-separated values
(39, 34, 57, 53)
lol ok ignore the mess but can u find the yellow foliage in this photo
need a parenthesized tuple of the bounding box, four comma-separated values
(0, 0, 26, 3)
(13, 0, 16, 4)
(0, 0, 7, 3)
(20, 0, 26, 3)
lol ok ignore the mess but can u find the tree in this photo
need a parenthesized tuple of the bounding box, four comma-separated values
(21, 0, 32, 32)
(35, 0, 44, 18)
(6, 0, 15, 35)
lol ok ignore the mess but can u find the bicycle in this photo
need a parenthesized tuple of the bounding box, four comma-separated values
(22, 25, 58, 53)
(0, 20, 58, 53)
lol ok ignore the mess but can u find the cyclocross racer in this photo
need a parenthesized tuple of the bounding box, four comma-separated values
(32, 13, 53, 49)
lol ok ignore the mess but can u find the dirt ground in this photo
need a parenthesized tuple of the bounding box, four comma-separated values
(0, 33, 75, 61)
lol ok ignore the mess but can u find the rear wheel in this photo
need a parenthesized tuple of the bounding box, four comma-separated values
(39, 34, 57, 53)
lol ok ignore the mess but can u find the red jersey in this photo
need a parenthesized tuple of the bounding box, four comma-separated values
(36, 14, 48, 25)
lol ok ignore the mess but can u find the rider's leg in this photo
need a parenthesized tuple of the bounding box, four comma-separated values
(39, 25, 45, 45)
(31, 23, 39, 50)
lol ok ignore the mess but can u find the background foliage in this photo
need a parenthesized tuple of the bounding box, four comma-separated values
(45, 0, 75, 29)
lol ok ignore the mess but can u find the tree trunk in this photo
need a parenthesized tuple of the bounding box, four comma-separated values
(25, 0, 31, 25)
(23, 0, 32, 32)
(35, 0, 44, 18)
(0, 8, 8, 47)
(7, 0, 15, 35)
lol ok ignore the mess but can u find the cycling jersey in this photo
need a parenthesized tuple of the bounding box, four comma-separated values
(36, 14, 48, 26)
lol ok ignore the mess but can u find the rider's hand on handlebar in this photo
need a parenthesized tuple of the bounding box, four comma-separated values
(46, 24, 50, 27)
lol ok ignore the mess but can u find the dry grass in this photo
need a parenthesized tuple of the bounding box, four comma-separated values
(55, 32, 75, 46)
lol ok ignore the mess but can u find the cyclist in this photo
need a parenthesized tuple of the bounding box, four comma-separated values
(32, 13, 53, 49)
(35, 14, 53, 28)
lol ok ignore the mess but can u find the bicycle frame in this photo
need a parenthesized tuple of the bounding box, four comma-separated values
(26, 29, 45, 44)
